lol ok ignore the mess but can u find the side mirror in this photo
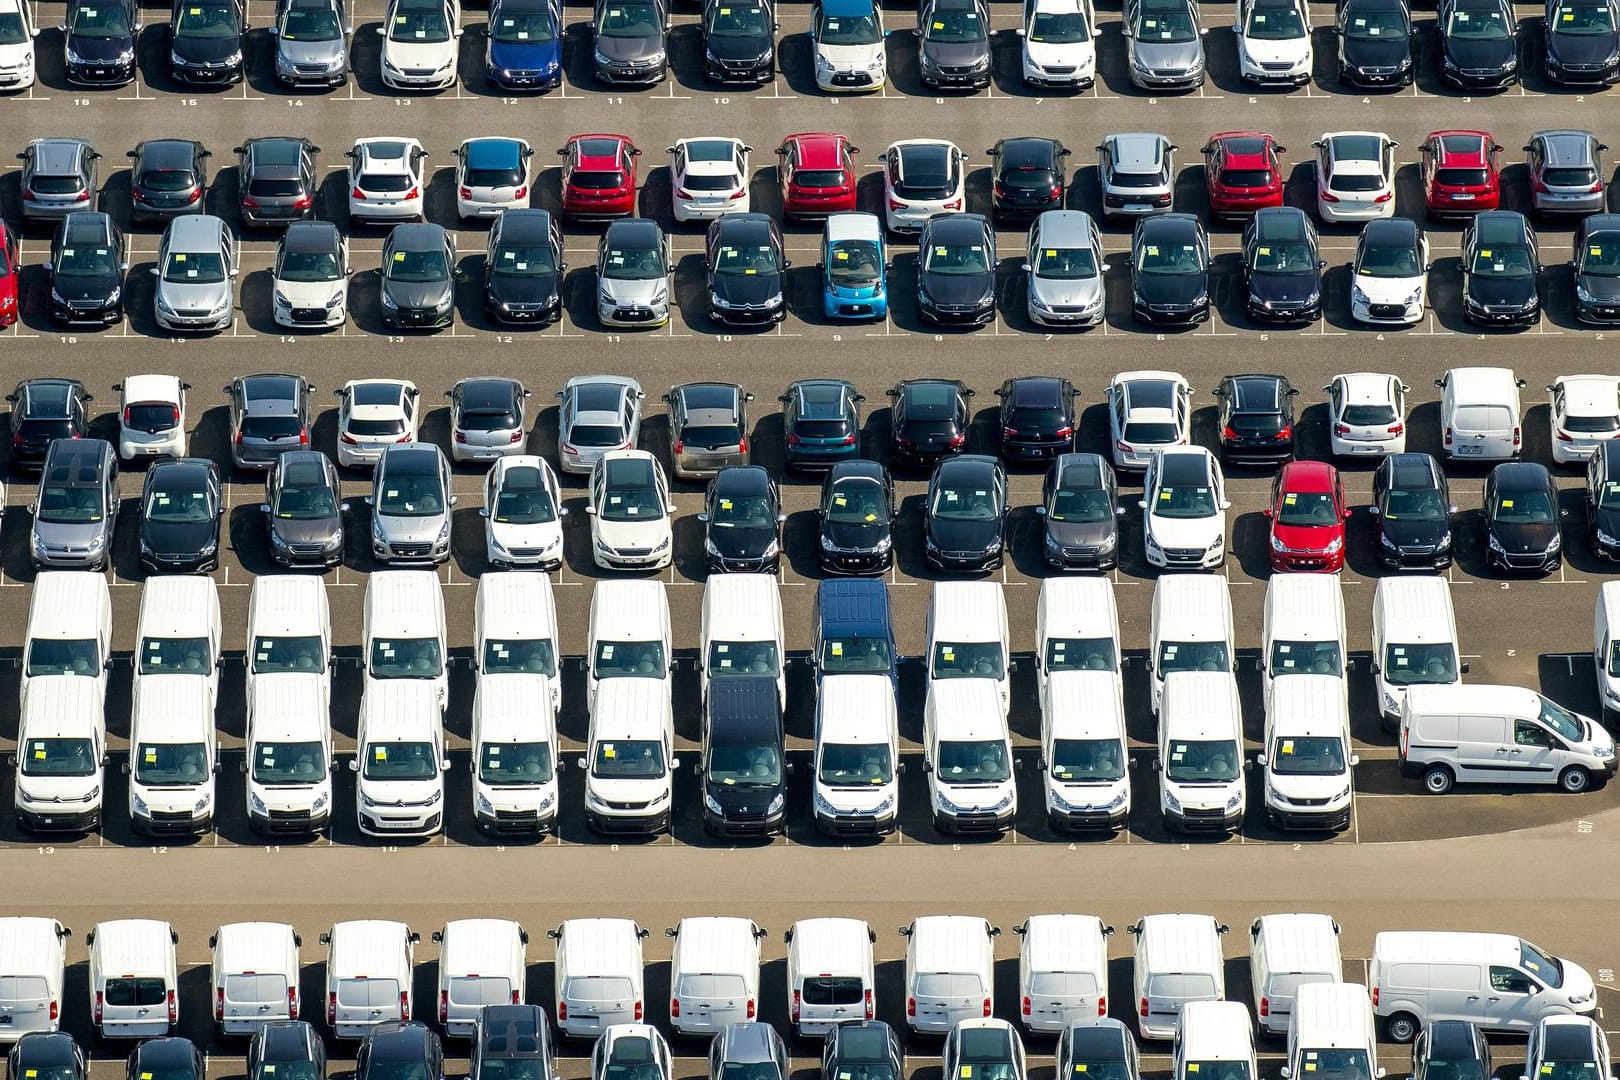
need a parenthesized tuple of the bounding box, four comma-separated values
(1256, 754, 1268, 767)
(1349, 755, 1361, 768)
(375, 24, 384, 32)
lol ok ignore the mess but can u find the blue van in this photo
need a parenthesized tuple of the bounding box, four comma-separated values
(812, 579, 897, 686)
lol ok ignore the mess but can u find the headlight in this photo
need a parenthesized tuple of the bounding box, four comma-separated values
(1271, 535, 1288, 552)
(813, 788, 838, 815)
(1547, 532, 1562, 553)
(49, 288, 65, 306)
(871, 534, 892, 552)
(436, 521, 451, 543)
(1489, 533, 1506, 553)
(1599, 530, 1617, 546)
(820, 533, 838, 551)
(249, 792, 267, 815)
(594, 46, 610, 64)
(536, 791, 556, 811)
(1325, 537, 1343, 554)
(133, 793, 149, 815)
(1404, 287, 1423, 305)
(475, 792, 494, 815)
(372, 518, 388, 540)
(1578, 284, 1595, 303)
(426, 787, 442, 805)
(920, 53, 941, 71)
(704, 791, 724, 815)
(814, 52, 832, 71)
(436, 290, 453, 311)
(1351, 286, 1370, 305)
(325, 292, 344, 309)
(762, 539, 781, 558)
(360, 789, 380, 808)
(194, 793, 212, 814)
(312, 790, 330, 812)
(1161, 788, 1181, 812)
(969, 54, 990, 70)
(1045, 531, 1061, 550)
(210, 296, 232, 315)
(1435, 531, 1452, 549)
(1503, 56, 1517, 70)
(1224, 789, 1244, 812)
(1030, 292, 1054, 312)
(652, 535, 670, 553)
(1334, 784, 1352, 802)
(199, 540, 217, 556)
(170, 49, 186, 66)
(867, 55, 885, 72)
(381, 290, 399, 309)
(156, 295, 176, 315)
(706, 538, 723, 557)
(86, 534, 106, 551)
(651, 283, 669, 305)
(1105, 788, 1127, 810)
(767, 792, 785, 814)
(988, 790, 1015, 813)
(1381, 533, 1398, 550)
(711, 294, 735, 310)
(65, 48, 85, 64)
(1383, 691, 1399, 712)
(585, 786, 608, 810)
(274, 291, 292, 309)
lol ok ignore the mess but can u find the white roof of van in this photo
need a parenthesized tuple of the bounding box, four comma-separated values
(1177, 1000, 1253, 1054)
(1252, 914, 1341, 969)
(1268, 676, 1349, 736)
(590, 678, 670, 739)
(214, 922, 298, 970)
(477, 573, 558, 641)
(1402, 683, 1542, 717)
(1443, 366, 1521, 404)
(908, 916, 993, 969)
(1373, 576, 1454, 637)
(328, 920, 411, 975)
(1021, 914, 1110, 970)
(1134, 914, 1225, 970)
(361, 681, 441, 738)
(21, 676, 103, 737)
(788, 917, 871, 962)
(557, 917, 644, 965)
(0, 917, 66, 972)
(28, 572, 110, 638)
(1038, 577, 1120, 640)
(931, 681, 1011, 742)
(1160, 672, 1241, 738)
(250, 674, 327, 742)
(591, 580, 670, 640)
(703, 574, 782, 642)
(1372, 930, 1522, 966)
(366, 571, 445, 632)
(1045, 670, 1126, 740)
(476, 674, 558, 741)
(818, 675, 896, 740)
(133, 676, 214, 740)
(92, 919, 174, 973)
(1291, 982, 1371, 1046)
(1153, 575, 1233, 641)
(249, 575, 329, 638)
(673, 916, 759, 964)
(139, 575, 220, 637)
(439, 919, 524, 975)
(1265, 575, 1344, 640)
(930, 581, 1007, 644)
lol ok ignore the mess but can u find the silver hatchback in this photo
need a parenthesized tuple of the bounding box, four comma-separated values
(368, 442, 455, 565)
(1098, 132, 1176, 221)
(17, 138, 100, 222)
(30, 437, 119, 570)
(152, 215, 238, 332)
(1025, 210, 1107, 327)
(661, 381, 753, 479)
(1526, 129, 1609, 216)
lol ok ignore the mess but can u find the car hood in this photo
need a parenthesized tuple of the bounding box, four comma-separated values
(596, 32, 662, 61)
(1135, 272, 1206, 306)
(157, 279, 232, 310)
(1343, 34, 1408, 67)
(1147, 511, 1222, 547)
(1580, 272, 1620, 300)
(271, 514, 342, 546)
(67, 32, 133, 59)
(1250, 268, 1320, 302)
(1273, 521, 1340, 550)
(35, 520, 108, 547)
(1353, 272, 1423, 302)
(599, 276, 664, 305)
(1490, 519, 1558, 552)
(595, 516, 669, 549)
(712, 272, 782, 307)
(376, 510, 449, 543)
(173, 33, 241, 61)
(587, 774, 666, 803)
(487, 269, 561, 307)
(357, 776, 441, 805)
(277, 277, 346, 307)
(489, 37, 561, 67)
(17, 771, 101, 804)
(52, 271, 122, 302)
(142, 517, 217, 552)
(1032, 273, 1104, 308)
(134, 780, 210, 812)
(1026, 38, 1094, 68)
(489, 519, 563, 551)
(1241, 35, 1309, 64)
(1381, 515, 1449, 547)
(709, 523, 777, 558)
(1596, 505, 1620, 538)
(1133, 38, 1202, 68)
(1047, 518, 1114, 546)
(828, 276, 885, 301)
(278, 36, 346, 65)
(927, 514, 1002, 550)
(383, 37, 456, 67)
(922, 271, 994, 306)
(824, 517, 890, 549)
(1268, 770, 1348, 801)
(706, 777, 782, 813)
(707, 31, 769, 59)
(384, 278, 452, 308)
(1444, 34, 1514, 68)
(817, 40, 883, 67)
(1467, 274, 1537, 306)
(923, 39, 988, 65)
(1548, 26, 1618, 63)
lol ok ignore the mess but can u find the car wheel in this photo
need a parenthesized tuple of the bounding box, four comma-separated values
(1558, 766, 1592, 793)
(1421, 765, 1454, 795)
(1385, 1013, 1420, 1044)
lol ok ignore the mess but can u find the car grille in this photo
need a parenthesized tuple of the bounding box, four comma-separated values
(1503, 551, 1550, 568)
(268, 809, 311, 822)
(1149, 303, 1189, 313)
(939, 64, 977, 75)
(388, 542, 432, 559)
(396, 308, 440, 325)
(611, 546, 652, 558)
(402, 67, 438, 78)
(174, 308, 216, 321)
(148, 810, 197, 828)
(1161, 547, 1207, 566)
(290, 307, 328, 323)
(835, 302, 873, 316)
(1060, 545, 1099, 559)
(1368, 303, 1406, 319)
(286, 542, 331, 556)
(495, 809, 539, 823)
(719, 305, 778, 323)
(1283, 795, 1332, 807)
(294, 63, 331, 74)
(371, 812, 441, 830)
(1178, 807, 1228, 830)
(946, 812, 1005, 832)
(1259, 60, 1296, 71)
(1398, 544, 1435, 557)
(1041, 64, 1076, 75)
(504, 547, 545, 559)
(825, 814, 882, 835)
(1564, 62, 1604, 71)
(602, 798, 649, 811)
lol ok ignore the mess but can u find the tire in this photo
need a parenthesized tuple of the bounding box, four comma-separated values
(1421, 765, 1455, 794)
(1559, 766, 1592, 794)
(1386, 1013, 1420, 1043)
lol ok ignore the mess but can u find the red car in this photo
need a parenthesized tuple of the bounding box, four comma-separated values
(1265, 460, 1351, 573)
(1420, 130, 1502, 219)
(776, 132, 859, 220)
(0, 223, 18, 327)
(1201, 132, 1286, 217)
(558, 133, 640, 220)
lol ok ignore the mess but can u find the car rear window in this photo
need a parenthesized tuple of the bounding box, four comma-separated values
(571, 171, 624, 190)
(915, 974, 983, 998)
(347, 418, 406, 437)
(249, 178, 303, 197)
(1435, 168, 1488, 187)
(1545, 167, 1598, 187)
(337, 979, 399, 1008)
(0, 976, 49, 1004)
(105, 977, 168, 1007)
(241, 415, 303, 440)
(795, 169, 846, 188)
(683, 173, 739, 192)
(1146, 973, 1216, 1000)
(1220, 169, 1272, 188)
(680, 424, 742, 450)
(1341, 404, 1397, 425)
(1030, 972, 1098, 996)
(677, 974, 747, 999)
(468, 167, 525, 188)
(802, 976, 864, 1005)
(225, 973, 288, 1004)
(795, 419, 850, 439)
(449, 976, 513, 1007)
(568, 424, 625, 448)
(566, 976, 635, 1003)
(358, 173, 411, 193)
(1330, 174, 1385, 193)
(125, 402, 179, 433)
(31, 175, 84, 195)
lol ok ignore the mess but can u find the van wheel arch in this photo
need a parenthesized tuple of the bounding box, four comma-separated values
(1558, 766, 1592, 794)
(1386, 1012, 1420, 1043)
(1421, 765, 1454, 795)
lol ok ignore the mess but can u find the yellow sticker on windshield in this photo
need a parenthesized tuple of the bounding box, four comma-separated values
(1284, 493, 1297, 504)
(375, 747, 387, 760)
(33, 747, 45, 759)
(26, 1071, 38, 1078)
(720, 500, 732, 510)
(1594, 247, 1604, 256)
(1502, 499, 1514, 508)
(723, 777, 735, 785)
(603, 744, 616, 758)
(1480, 250, 1491, 258)
(745, 268, 757, 275)
(1542, 1069, 1554, 1076)
(1258, 246, 1271, 256)
(1305, 1067, 1316, 1073)
(1282, 740, 1295, 754)
(1045, 249, 1057, 257)
(942, 647, 954, 660)
(1160, 490, 1171, 500)
(865, 513, 877, 522)
(935, 247, 948, 256)
(961, 1069, 973, 1079)
(145, 749, 157, 762)
(933, 19, 944, 27)
(395, 252, 406, 261)
(174, 253, 186, 263)
(835, 250, 848, 260)
(1145, 246, 1159, 256)
(832, 643, 843, 656)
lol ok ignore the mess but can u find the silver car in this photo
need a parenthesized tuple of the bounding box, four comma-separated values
(662, 382, 753, 479)
(1526, 129, 1609, 216)
(368, 442, 455, 565)
(1097, 132, 1176, 221)
(273, 0, 350, 85)
(1025, 210, 1107, 327)
(596, 218, 672, 328)
(1123, 0, 1205, 88)
(30, 437, 119, 571)
(17, 138, 99, 223)
(446, 376, 530, 463)
(557, 375, 643, 474)
(151, 215, 238, 332)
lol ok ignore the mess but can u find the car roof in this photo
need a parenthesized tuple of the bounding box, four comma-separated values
(379, 444, 442, 474)
(1054, 453, 1107, 488)
(355, 138, 418, 169)
(42, 438, 105, 478)
(899, 378, 964, 409)
(1338, 371, 1400, 402)
(259, 1022, 316, 1062)
(1490, 461, 1551, 490)
(1429, 129, 1492, 165)
(674, 381, 741, 410)
(1279, 459, 1336, 491)
(1425, 1021, 1484, 1058)
(457, 377, 521, 410)
(1068, 1022, 1131, 1060)
(1124, 377, 1178, 411)
(164, 214, 226, 248)
(242, 374, 303, 408)
(927, 213, 990, 243)
(1536, 129, 1598, 165)
(792, 379, 856, 416)
(824, 212, 880, 245)
(604, 218, 662, 247)
(1227, 374, 1287, 412)
(277, 451, 332, 486)
(1107, 132, 1168, 169)
(1157, 449, 1214, 485)
(714, 214, 776, 246)
(829, 458, 886, 483)
(1385, 453, 1441, 489)
(246, 137, 306, 167)
(494, 209, 555, 242)
(1210, 132, 1273, 166)
(1324, 131, 1388, 160)
(934, 455, 1000, 486)
(1253, 206, 1310, 241)
(1033, 210, 1097, 247)
(61, 212, 115, 244)
(571, 134, 629, 168)
(714, 465, 771, 494)
(388, 222, 448, 251)
(788, 132, 849, 169)
(464, 138, 525, 170)
(1361, 218, 1418, 246)
(995, 137, 1059, 170)
(137, 140, 199, 169)
(818, 0, 874, 15)
(1008, 376, 1065, 405)
(1470, 211, 1529, 245)
(679, 137, 742, 161)
(1138, 214, 1201, 246)
(894, 140, 955, 171)
(18, 379, 81, 416)
(135, 1039, 197, 1066)
(31, 139, 90, 173)
(282, 219, 341, 252)
(348, 380, 411, 407)
(150, 457, 216, 485)
(720, 1023, 780, 1063)
(1556, 375, 1620, 415)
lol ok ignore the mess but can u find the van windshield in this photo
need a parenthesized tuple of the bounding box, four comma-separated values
(1045, 637, 1117, 673)
(480, 742, 554, 785)
(1157, 641, 1230, 674)
(483, 638, 557, 676)
(105, 976, 168, 1006)
(1520, 940, 1564, 988)
(931, 642, 1004, 679)
(138, 636, 213, 674)
(592, 739, 666, 778)
(19, 738, 98, 777)
(708, 640, 780, 679)
(251, 634, 325, 674)
(707, 740, 782, 786)
(821, 635, 893, 674)
(1269, 640, 1342, 677)
(819, 742, 893, 786)
(1164, 739, 1240, 782)
(1269, 736, 1346, 775)
(1051, 738, 1125, 781)
(134, 742, 209, 786)
(1296, 1050, 1372, 1080)
(1183, 1064, 1250, 1080)
(1539, 698, 1586, 742)
(370, 637, 443, 679)
(594, 640, 666, 678)
(936, 738, 1010, 782)
(26, 637, 101, 677)
(253, 740, 326, 784)
(1381, 643, 1457, 686)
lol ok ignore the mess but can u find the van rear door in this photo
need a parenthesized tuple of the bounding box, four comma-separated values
(101, 975, 169, 1036)
(914, 973, 987, 1030)
(0, 975, 52, 1037)
(675, 973, 750, 1032)
(447, 974, 513, 1032)
(1258, 972, 1331, 1029)
(564, 975, 637, 1035)
(1028, 971, 1100, 1029)
(1452, 404, 1513, 458)
(335, 977, 400, 1033)
(1145, 973, 1217, 1031)
(798, 974, 866, 1030)
(223, 972, 290, 1024)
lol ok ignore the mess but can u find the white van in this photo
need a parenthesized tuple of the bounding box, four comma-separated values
(245, 574, 332, 710)
(0, 917, 70, 1041)
(548, 917, 649, 1039)
(1371, 577, 1464, 732)
(1281, 983, 1381, 1080)
(245, 673, 333, 836)
(364, 570, 449, 711)
(471, 671, 560, 835)
(1399, 684, 1616, 794)
(1041, 669, 1130, 833)
(1157, 671, 1245, 835)
(812, 673, 900, 837)
(127, 674, 217, 836)
(1261, 575, 1347, 713)
(927, 581, 1011, 716)
(900, 915, 999, 1035)
(1247, 914, 1343, 1035)
(587, 580, 673, 712)
(1369, 931, 1597, 1042)
(582, 677, 677, 835)
(1035, 577, 1122, 700)
(353, 680, 447, 837)
(87, 919, 179, 1039)
(1149, 575, 1234, 714)
(1013, 914, 1113, 1033)
(322, 920, 419, 1039)
(784, 918, 876, 1037)
(134, 575, 222, 709)
(19, 572, 113, 709)
(209, 921, 301, 1034)
(1592, 581, 1620, 721)
(1260, 676, 1356, 832)
(925, 679, 1016, 835)
(1128, 914, 1230, 1041)
(1436, 366, 1526, 462)
(432, 918, 529, 1037)
(1173, 1001, 1255, 1080)
(475, 573, 561, 722)
(13, 676, 105, 833)
(701, 574, 786, 709)
(665, 916, 767, 1037)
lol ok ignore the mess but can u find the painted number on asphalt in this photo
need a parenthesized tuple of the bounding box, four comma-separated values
(1578, 820, 1595, 834)
(1599, 968, 1614, 982)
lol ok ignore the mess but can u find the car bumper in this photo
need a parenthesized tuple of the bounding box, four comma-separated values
(1163, 806, 1243, 833)
(1003, 438, 1071, 460)
(815, 68, 883, 91)
(66, 59, 136, 84)
(1269, 549, 1345, 573)
(1133, 302, 1209, 325)
(920, 68, 991, 88)
(350, 202, 421, 223)
(1240, 65, 1310, 85)
(451, 441, 523, 463)
(919, 301, 995, 327)
(1223, 439, 1295, 462)
(372, 540, 450, 565)
(171, 61, 244, 84)
(133, 810, 213, 836)
(141, 550, 217, 574)
(926, 546, 1001, 572)
(1546, 58, 1620, 84)
(1022, 65, 1093, 87)
(1489, 548, 1561, 573)
(16, 804, 101, 832)
(275, 304, 346, 329)
(249, 808, 331, 834)
(1247, 298, 1321, 322)
(277, 61, 347, 85)
(1129, 69, 1204, 89)
(1464, 303, 1538, 326)
(1442, 64, 1516, 88)
(593, 61, 667, 83)
(1029, 304, 1104, 327)
(1338, 66, 1413, 87)
(594, 547, 672, 570)
(242, 207, 313, 228)
(1350, 297, 1422, 325)
(51, 299, 122, 325)
(381, 68, 457, 89)
(1047, 806, 1128, 832)
(819, 547, 892, 574)
(1266, 802, 1351, 831)
(784, 449, 858, 471)
(381, 307, 454, 330)
(1043, 544, 1117, 571)
(1145, 542, 1224, 569)
(598, 304, 670, 328)
(814, 809, 898, 836)
(932, 807, 1015, 834)
(270, 542, 344, 568)
(710, 303, 786, 326)
(474, 808, 558, 835)
(33, 545, 109, 569)
(1535, 194, 1606, 215)
(702, 808, 785, 837)
(358, 808, 442, 836)
(586, 807, 671, 834)
(825, 296, 887, 320)
(706, 59, 771, 83)
(706, 552, 779, 573)
(486, 67, 563, 89)
(155, 308, 232, 331)
(1378, 544, 1451, 569)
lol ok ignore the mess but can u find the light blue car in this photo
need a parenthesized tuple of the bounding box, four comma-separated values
(820, 211, 888, 320)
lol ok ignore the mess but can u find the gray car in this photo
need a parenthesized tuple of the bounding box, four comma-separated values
(1525, 129, 1609, 216)
(596, 218, 671, 328)
(557, 375, 644, 474)
(263, 449, 345, 567)
(447, 376, 530, 463)
(1039, 452, 1121, 570)
(272, 0, 350, 85)
(368, 442, 455, 565)
(591, 0, 669, 82)
(234, 137, 319, 228)
(662, 382, 753, 479)
(1025, 210, 1107, 327)
(380, 222, 458, 330)
(917, 0, 992, 88)
(709, 1025, 789, 1080)
(1097, 132, 1176, 221)
(17, 138, 99, 223)
(30, 437, 119, 571)
(225, 373, 315, 470)
(1123, 0, 1206, 88)
(152, 214, 238, 332)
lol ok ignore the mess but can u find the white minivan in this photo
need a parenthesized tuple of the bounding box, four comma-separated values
(1041, 669, 1130, 833)
(701, 573, 786, 709)
(19, 571, 113, 709)
(1173, 1001, 1255, 1080)
(1013, 914, 1113, 1033)
(582, 676, 677, 835)
(471, 670, 561, 835)
(587, 580, 673, 712)
(1399, 684, 1616, 794)
(127, 674, 217, 836)
(925, 679, 1017, 835)
(209, 921, 301, 1034)
(548, 917, 649, 1039)
(1436, 366, 1526, 462)
(1035, 577, 1122, 701)
(364, 570, 449, 711)
(1371, 576, 1464, 732)
(665, 917, 767, 1037)
(1280, 983, 1381, 1080)
(1260, 675, 1356, 832)
(1261, 574, 1347, 713)
(322, 920, 419, 1038)
(475, 572, 561, 723)
(353, 680, 448, 837)
(245, 673, 333, 836)
(900, 915, 999, 1035)
(0, 917, 71, 1041)
(87, 919, 179, 1039)
(12, 676, 105, 833)
(1592, 580, 1620, 721)
(1149, 575, 1234, 714)
(1247, 913, 1343, 1035)
(1157, 671, 1245, 835)
(812, 673, 900, 837)
(927, 581, 1011, 717)
(433, 918, 529, 1037)
(245, 573, 332, 710)
(784, 917, 876, 1037)
(1128, 914, 1230, 1041)
(133, 575, 222, 709)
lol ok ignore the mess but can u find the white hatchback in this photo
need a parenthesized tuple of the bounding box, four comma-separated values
(588, 449, 675, 571)
(0, 0, 37, 89)
(345, 137, 427, 224)
(879, 139, 966, 233)
(1138, 445, 1229, 570)
(1233, 0, 1311, 85)
(452, 137, 533, 221)
(336, 379, 420, 468)
(114, 374, 189, 460)
(1325, 371, 1409, 456)
(482, 455, 566, 570)
(378, 0, 461, 89)
(1549, 374, 1620, 464)
(1106, 369, 1192, 470)
(1313, 131, 1397, 223)
(669, 137, 752, 222)
(1018, 0, 1096, 88)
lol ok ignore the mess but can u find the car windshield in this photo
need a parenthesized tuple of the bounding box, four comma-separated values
(1470, 245, 1535, 278)
(1246, 3, 1305, 37)
(594, 640, 666, 678)
(491, 9, 555, 40)
(1493, 487, 1555, 522)
(818, 10, 880, 43)
(599, 481, 665, 523)
(708, 3, 769, 33)
(925, 7, 985, 41)
(1383, 483, 1445, 520)
(278, 249, 340, 282)
(936, 738, 1010, 782)
(821, 635, 892, 674)
(37, 484, 103, 523)
(1252, 240, 1315, 273)
(1136, 6, 1196, 39)
(1539, 696, 1586, 742)
(388, 3, 450, 41)
(1358, 242, 1421, 277)
(1049, 481, 1111, 522)
(1343, 4, 1406, 36)
(1045, 637, 1117, 672)
(1447, 5, 1510, 35)
(369, 637, 444, 679)
(175, 3, 239, 36)
(1030, 9, 1089, 40)
(252, 740, 326, 784)
(713, 243, 780, 276)
(1164, 739, 1240, 783)
(1583, 234, 1620, 275)
(708, 740, 782, 785)
(387, 248, 447, 283)
(819, 741, 894, 785)
(1269, 735, 1346, 775)
(1552, 0, 1615, 31)
(281, 5, 341, 38)
(1051, 738, 1125, 781)
(1136, 241, 1204, 274)
(591, 739, 665, 777)
(923, 242, 992, 275)
(827, 239, 883, 285)
(1521, 940, 1565, 987)
(1158, 640, 1230, 674)
(482, 638, 556, 675)
(1036, 246, 1098, 279)
(377, 475, 445, 518)
(493, 477, 558, 526)
(70, 2, 132, 34)
(251, 635, 325, 674)
(931, 483, 1000, 519)
(480, 741, 554, 785)
(1277, 489, 1340, 526)
(707, 640, 778, 679)
(55, 244, 120, 278)
(163, 251, 226, 284)
(26, 638, 100, 677)
(710, 490, 774, 527)
(597, 0, 658, 35)
(823, 478, 888, 527)
(492, 242, 556, 276)
(602, 244, 665, 280)
(1295, 1052, 1371, 1080)
(273, 477, 337, 519)
(146, 483, 212, 522)
(1381, 642, 1457, 686)
(138, 636, 211, 674)
(19, 738, 98, 778)
(362, 741, 438, 780)
(134, 742, 209, 786)
(1269, 639, 1342, 676)
(931, 641, 1003, 679)
(1151, 483, 1217, 518)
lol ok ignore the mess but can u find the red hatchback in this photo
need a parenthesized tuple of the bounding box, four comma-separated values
(0, 223, 18, 327)
(1201, 132, 1286, 217)
(558, 133, 641, 220)
(1420, 130, 1502, 218)
(777, 132, 859, 220)
(1266, 460, 1351, 573)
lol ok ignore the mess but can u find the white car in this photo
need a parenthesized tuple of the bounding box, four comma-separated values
(1312, 131, 1398, 223)
(345, 137, 427, 225)
(272, 221, 349, 330)
(113, 374, 189, 460)
(810, 0, 886, 91)
(0, 0, 38, 90)
(452, 137, 533, 221)
(879, 139, 967, 233)
(1138, 445, 1229, 570)
(336, 378, 420, 468)
(587, 449, 675, 571)
(379, 0, 461, 89)
(482, 454, 566, 569)
(1325, 371, 1409, 457)
(1106, 369, 1192, 470)
(1233, 0, 1311, 85)
(1349, 217, 1429, 326)
(1549, 375, 1620, 464)
(1018, 0, 1096, 88)
(668, 137, 751, 223)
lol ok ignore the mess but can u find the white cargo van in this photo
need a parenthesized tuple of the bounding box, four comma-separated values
(321, 920, 419, 1039)
(1013, 914, 1113, 1033)
(1592, 581, 1620, 721)
(1247, 914, 1343, 1035)
(352, 680, 447, 837)
(1371, 577, 1464, 732)
(665, 917, 767, 1037)
(432, 918, 529, 1037)
(1260, 676, 1356, 832)
(900, 915, 1000, 1035)
(244, 673, 333, 836)
(924, 679, 1016, 835)
(784, 917, 876, 1037)
(1173, 1001, 1255, 1080)
(12, 676, 105, 833)
(812, 673, 900, 837)
(475, 573, 561, 722)
(245, 574, 332, 710)
(701, 574, 786, 709)
(1399, 684, 1616, 794)
(927, 581, 1011, 716)
(133, 575, 222, 708)
(19, 572, 113, 709)
(209, 921, 301, 1034)
(364, 570, 449, 711)
(87, 919, 179, 1039)
(1436, 367, 1526, 462)
(1280, 983, 1381, 1080)
(1149, 576, 1234, 714)
(1041, 669, 1130, 833)
(587, 580, 673, 711)
(548, 917, 649, 1039)
(581, 676, 677, 835)
(0, 917, 70, 1041)
(1261, 575, 1347, 713)
(1035, 577, 1122, 700)
(1369, 931, 1597, 1042)
(127, 674, 217, 836)
(1157, 671, 1245, 835)
(1128, 914, 1230, 1041)
(471, 671, 560, 835)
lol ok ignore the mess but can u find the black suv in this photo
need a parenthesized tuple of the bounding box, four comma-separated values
(6, 378, 91, 469)
(1372, 453, 1455, 569)
(1213, 373, 1297, 464)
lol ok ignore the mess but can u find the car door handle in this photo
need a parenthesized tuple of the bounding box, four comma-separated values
(1496, 747, 1510, 753)
(1466, 995, 1480, 1001)
(1509, 748, 1523, 754)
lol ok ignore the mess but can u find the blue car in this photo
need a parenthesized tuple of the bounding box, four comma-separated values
(821, 211, 888, 320)
(485, 0, 563, 89)
(779, 378, 864, 471)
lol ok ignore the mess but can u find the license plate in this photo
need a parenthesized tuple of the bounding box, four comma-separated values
(1451, 193, 1475, 201)
(1457, 444, 1482, 455)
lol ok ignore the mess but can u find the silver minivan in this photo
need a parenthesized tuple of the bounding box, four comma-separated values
(152, 215, 238, 332)
(30, 438, 119, 571)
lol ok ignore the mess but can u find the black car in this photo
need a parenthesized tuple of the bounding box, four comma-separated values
(917, 0, 991, 87)
(1130, 213, 1211, 325)
(235, 137, 320, 229)
(706, 213, 788, 326)
(818, 459, 895, 574)
(127, 140, 211, 224)
(8, 1032, 85, 1080)
(886, 378, 973, 468)
(1461, 210, 1540, 325)
(1241, 206, 1323, 323)
(140, 456, 224, 573)
(1411, 1021, 1491, 1078)
(470, 1006, 555, 1080)
(357, 1025, 443, 1080)
(1057, 1021, 1139, 1080)
(1335, 0, 1413, 86)
(1372, 452, 1454, 569)
(1544, 0, 1620, 85)
(484, 209, 565, 325)
(924, 453, 1008, 572)
(61, 0, 141, 85)
(168, 0, 246, 83)
(916, 213, 997, 327)
(7, 379, 92, 471)
(263, 450, 345, 568)
(702, 0, 776, 83)
(1439, 0, 1519, 87)
(248, 1023, 325, 1080)
(1214, 373, 1297, 463)
(822, 1023, 904, 1080)
(1590, 440, 1620, 559)
(995, 375, 1078, 460)
(47, 212, 127, 326)
(986, 137, 1070, 221)
(702, 677, 786, 837)
(1484, 461, 1563, 573)
(1573, 213, 1620, 323)
(127, 1039, 203, 1080)
(700, 465, 784, 572)
(1038, 452, 1120, 570)
(381, 223, 458, 330)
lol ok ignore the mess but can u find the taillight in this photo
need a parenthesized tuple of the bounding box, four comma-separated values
(1371, 986, 1380, 1007)
(93, 991, 103, 1024)
(399, 992, 410, 1021)
(509, 430, 523, 443)
(340, 432, 358, 445)
(1054, 426, 1073, 439)
(75, 191, 91, 203)
(738, 435, 748, 453)
(982, 997, 992, 1018)
(673, 439, 684, 455)
(906, 996, 916, 1017)
(242, 196, 259, 210)
(888, 197, 906, 211)
(1153, 194, 1172, 207)
(299, 428, 310, 446)
(947, 433, 966, 448)
(557, 1000, 568, 1021)
(1592, 181, 1606, 194)
(1116, 439, 1130, 453)
(327, 991, 336, 1024)
(1321, 191, 1340, 203)
(633, 999, 643, 1021)
(841, 433, 856, 446)
(49, 999, 58, 1022)
(514, 186, 528, 199)
(1276, 425, 1292, 440)
(1558, 429, 1574, 441)
(1098, 996, 1107, 1017)
(22, 188, 34, 200)
(1533, 178, 1551, 194)
(216, 987, 225, 1020)
(1260, 996, 1270, 1017)
(455, 431, 468, 443)
(186, 186, 203, 204)
(439, 990, 449, 1022)
(1022, 995, 1031, 1017)
(352, 186, 366, 200)
(993, 181, 1008, 197)
(1005, 427, 1019, 438)
(729, 189, 746, 200)
(167, 989, 178, 1025)
(289, 986, 299, 1018)
(865, 989, 874, 1020)
(1140, 997, 1149, 1018)
(405, 186, 420, 200)
(235, 430, 244, 446)
(1444, 426, 1454, 446)
(944, 197, 963, 211)
(746, 998, 756, 1019)
(1223, 425, 1238, 440)
(676, 187, 692, 199)
(791, 991, 801, 1022)
(293, 195, 313, 211)
(1388, 423, 1404, 436)
(511, 990, 520, 1005)
(786, 433, 802, 446)
(397, 433, 412, 442)
(459, 186, 473, 200)
(122, 406, 132, 424)
(1333, 422, 1350, 436)
(1513, 425, 1522, 447)
(671, 997, 681, 1017)
(1373, 191, 1393, 203)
